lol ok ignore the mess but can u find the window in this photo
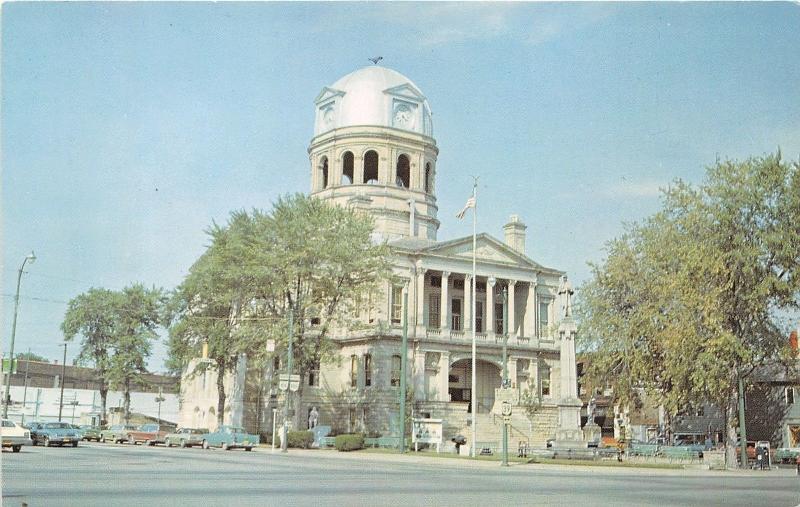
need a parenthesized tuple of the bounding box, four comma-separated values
(391, 286, 403, 324)
(451, 298, 462, 331)
(495, 302, 505, 334)
(540, 364, 551, 397)
(428, 293, 440, 329)
(364, 353, 372, 387)
(424, 162, 432, 193)
(364, 150, 379, 184)
(787, 387, 795, 405)
(390, 355, 401, 387)
(350, 355, 358, 388)
(320, 157, 329, 189)
(342, 151, 354, 184)
(475, 301, 484, 333)
(396, 154, 410, 188)
(453, 279, 464, 290)
(538, 301, 550, 336)
(430, 276, 441, 288)
(308, 360, 320, 387)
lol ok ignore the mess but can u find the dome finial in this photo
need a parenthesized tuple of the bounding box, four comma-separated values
(368, 56, 383, 65)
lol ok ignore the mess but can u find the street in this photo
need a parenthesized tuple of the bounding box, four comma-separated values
(2, 443, 800, 506)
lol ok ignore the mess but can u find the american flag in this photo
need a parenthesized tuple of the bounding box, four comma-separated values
(456, 196, 476, 219)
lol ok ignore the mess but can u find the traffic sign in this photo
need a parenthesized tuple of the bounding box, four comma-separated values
(501, 400, 512, 417)
(496, 388, 515, 403)
(279, 374, 301, 391)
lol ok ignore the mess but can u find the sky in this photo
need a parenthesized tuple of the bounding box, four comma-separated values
(3, 2, 799, 371)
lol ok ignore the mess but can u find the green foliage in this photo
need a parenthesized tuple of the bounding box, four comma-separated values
(61, 284, 164, 423)
(578, 153, 800, 443)
(335, 433, 365, 452)
(167, 194, 391, 425)
(286, 430, 314, 449)
(16, 351, 49, 363)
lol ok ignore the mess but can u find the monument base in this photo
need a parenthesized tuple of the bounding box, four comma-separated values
(583, 423, 601, 444)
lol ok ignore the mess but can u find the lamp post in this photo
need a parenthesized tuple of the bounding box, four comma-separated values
(3, 251, 36, 418)
(500, 286, 509, 467)
(281, 306, 294, 453)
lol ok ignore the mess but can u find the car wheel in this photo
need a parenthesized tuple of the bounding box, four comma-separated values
(44, 437, 51, 447)
(245, 447, 252, 452)
(222, 442, 230, 451)
(165, 438, 172, 448)
(100, 435, 106, 443)
(202, 440, 209, 450)
(12, 445, 21, 453)
(180, 440, 187, 449)
(72, 442, 78, 448)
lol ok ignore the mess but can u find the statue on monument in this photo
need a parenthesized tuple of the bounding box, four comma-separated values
(586, 396, 597, 425)
(308, 406, 319, 429)
(558, 276, 574, 317)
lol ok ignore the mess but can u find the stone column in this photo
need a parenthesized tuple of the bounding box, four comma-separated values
(508, 280, 517, 337)
(508, 356, 519, 390)
(414, 348, 426, 401)
(439, 352, 451, 402)
(487, 277, 496, 337)
(554, 316, 583, 443)
(416, 266, 427, 335)
(525, 280, 537, 339)
(355, 154, 364, 185)
(440, 272, 450, 331)
(464, 274, 473, 332)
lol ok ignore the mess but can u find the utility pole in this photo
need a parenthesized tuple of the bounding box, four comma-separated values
(398, 288, 409, 453)
(738, 375, 748, 468)
(21, 348, 31, 424)
(58, 342, 67, 422)
(281, 306, 294, 453)
(501, 286, 509, 467)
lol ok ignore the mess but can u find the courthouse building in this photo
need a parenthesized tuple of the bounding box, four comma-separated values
(179, 65, 580, 448)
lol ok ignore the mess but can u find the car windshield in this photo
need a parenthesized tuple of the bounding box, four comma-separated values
(45, 422, 71, 429)
(110, 425, 123, 430)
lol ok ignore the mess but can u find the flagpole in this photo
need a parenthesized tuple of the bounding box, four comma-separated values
(471, 177, 478, 458)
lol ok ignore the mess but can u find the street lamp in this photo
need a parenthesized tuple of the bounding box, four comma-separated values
(3, 251, 36, 418)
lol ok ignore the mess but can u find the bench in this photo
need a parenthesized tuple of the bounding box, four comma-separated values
(364, 437, 401, 448)
(551, 447, 597, 460)
(661, 446, 702, 461)
(628, 444, 660, 457)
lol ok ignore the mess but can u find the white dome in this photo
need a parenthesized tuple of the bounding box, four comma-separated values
(314, 66, 433, 137)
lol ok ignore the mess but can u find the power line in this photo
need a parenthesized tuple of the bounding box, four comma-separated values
(1, 293, 69, 305)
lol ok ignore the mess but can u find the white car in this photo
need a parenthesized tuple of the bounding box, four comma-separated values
(2, 418, 33, 453)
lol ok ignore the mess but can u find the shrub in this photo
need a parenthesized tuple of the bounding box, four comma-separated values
(287, 430, 314, 449)
(335, 433, 364, 452)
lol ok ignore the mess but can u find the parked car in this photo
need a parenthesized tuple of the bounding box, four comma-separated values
(24, 422, 45, 443)
(80, 425, 102, 442)
(33, 421, 81, 447)
(201, 426, 258, 451)
(126, 423, 176, 445)
(2, 419, 33, 452)
(99, 424, 138, 443)
(164, 428, 208, 448)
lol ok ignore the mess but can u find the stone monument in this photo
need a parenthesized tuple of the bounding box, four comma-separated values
(553, 276, 585, 447)
(582, 396, 602, 444)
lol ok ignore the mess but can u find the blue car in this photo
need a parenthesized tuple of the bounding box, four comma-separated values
(201, 425, 258, 451)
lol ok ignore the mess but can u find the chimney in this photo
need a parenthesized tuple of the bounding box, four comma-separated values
(503, 214, 527, 254)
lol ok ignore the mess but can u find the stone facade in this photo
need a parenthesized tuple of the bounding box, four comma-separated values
(178, 66, 578, 448)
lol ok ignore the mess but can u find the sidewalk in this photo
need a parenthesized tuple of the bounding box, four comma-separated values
(257, 446, 799, 477)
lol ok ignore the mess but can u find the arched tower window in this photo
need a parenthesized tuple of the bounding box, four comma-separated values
(424, 162, 432, 193)
(320, 157, 329, 189)
(364, 150, 379, 184)
(342, 151, 354, 185)
(396, 154, 410, 188)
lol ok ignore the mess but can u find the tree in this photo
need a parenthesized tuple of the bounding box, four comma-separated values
(579, 153, 800, 467)
(107, 284, 163, 424)
(62, 285, 163, 425)
(167, 194, 390, 428)
(16, 351, 49, 363)
(62, 288, 120, 424)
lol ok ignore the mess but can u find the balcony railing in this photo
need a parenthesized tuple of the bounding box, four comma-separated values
(423, 327, 557, 350)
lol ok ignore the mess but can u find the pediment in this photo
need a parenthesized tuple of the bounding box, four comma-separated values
(423, 234, 542, 269)
(314, 87, 346, 105)
(383, 83, 425, 102)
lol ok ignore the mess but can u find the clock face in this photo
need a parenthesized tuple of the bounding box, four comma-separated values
(322, 107, 335, 128)
(394, 105, 414, 129)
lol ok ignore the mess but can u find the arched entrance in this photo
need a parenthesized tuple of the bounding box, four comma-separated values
(448, 358, 501, 413)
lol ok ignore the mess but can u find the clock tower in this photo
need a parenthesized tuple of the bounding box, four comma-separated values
(308, 66, 439, 241)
